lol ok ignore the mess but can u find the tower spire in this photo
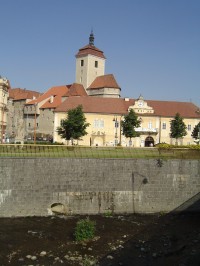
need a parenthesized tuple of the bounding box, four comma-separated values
(89, 30, 94, 46)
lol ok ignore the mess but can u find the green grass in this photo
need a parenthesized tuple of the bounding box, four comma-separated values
(0, 144, 199, 159)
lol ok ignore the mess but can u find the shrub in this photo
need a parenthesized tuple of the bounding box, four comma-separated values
(103, 210, 113, 217)
(74, 217, 96, 242)
(156, 143, 200, 150)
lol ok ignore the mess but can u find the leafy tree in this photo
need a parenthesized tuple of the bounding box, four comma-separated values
(57, 105, 90, 144)
(121, 109, 141, 145)
(191, 122, 200, 144)
(170, 113, 187, 145)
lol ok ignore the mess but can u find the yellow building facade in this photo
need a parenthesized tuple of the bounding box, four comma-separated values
(53, 96, 200, 147)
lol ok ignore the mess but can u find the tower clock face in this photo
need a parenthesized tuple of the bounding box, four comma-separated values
(138, 101, 144, 107)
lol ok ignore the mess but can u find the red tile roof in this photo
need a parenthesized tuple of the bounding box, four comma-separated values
(26, 85, 70, 108)
(8, 88, 41, 100)
(87, 74, 121, 90)
(55, 96, 129, 114)
(147, 100, 200, 118)
(64, 83, 88, 97)
(55, 96, 200, 118)
(76, 44, 106, 59)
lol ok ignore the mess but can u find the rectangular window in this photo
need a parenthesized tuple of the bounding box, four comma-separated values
(94, 119, 104, 128)
(162, 123, 166, 130)
(100, 120, 104, 128)
(81, 60, 84, 67)
(95, 61, 98, 68)
(188, 124, 191, 131)
(29, 123, 30, 127)
(37, 123, 39, 127)
(148, 121, 152, 129)
(94, 119, 98, 128)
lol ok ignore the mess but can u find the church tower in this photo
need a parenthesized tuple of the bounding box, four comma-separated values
(75, 31, 106, 90)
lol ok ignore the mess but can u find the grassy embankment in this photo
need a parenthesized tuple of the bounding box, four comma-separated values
(0, 144, 199, 159)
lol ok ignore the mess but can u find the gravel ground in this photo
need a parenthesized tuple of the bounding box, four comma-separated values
(0, 212, 200, 266)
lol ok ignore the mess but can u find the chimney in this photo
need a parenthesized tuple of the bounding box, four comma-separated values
(50, 96, 54, 103)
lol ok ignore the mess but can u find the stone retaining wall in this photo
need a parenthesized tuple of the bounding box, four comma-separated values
(0, 158, 199, 217)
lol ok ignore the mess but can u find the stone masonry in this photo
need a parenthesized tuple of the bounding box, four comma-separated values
(0, 158, 200, 217)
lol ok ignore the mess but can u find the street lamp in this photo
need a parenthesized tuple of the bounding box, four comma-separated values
(1, 93, 5, 143)
(34, 104, 37, 144)
(113, 116, 118, 146)
(113, 115, 123, 146)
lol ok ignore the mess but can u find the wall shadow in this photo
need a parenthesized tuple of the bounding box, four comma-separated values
(99, 193, 200, 266)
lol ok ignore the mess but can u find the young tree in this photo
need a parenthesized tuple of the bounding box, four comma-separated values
(57, 105, 90, 144)
(170, 113, 187, 145)
(121, 109, 141, 145)
(191, 122, 200, 144)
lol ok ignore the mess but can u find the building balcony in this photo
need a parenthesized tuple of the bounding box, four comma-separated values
(135, 127, 158, 134)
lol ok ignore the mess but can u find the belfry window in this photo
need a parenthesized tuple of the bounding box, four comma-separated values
(81, 60, 84, 67)
(95, 61, 98, 68)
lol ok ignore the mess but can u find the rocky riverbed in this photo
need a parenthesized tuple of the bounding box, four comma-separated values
(0, 213, 200, 265)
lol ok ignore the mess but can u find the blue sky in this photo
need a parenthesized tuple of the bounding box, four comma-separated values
(1, 0, 200, 106)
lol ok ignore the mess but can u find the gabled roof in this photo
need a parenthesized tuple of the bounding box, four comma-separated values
(26, 85, 70, 108)
(76, 44, 106, 59)
(64, 83, 88, 97)
(8, 88, 41, 101)
(87, 74, 121, 90)
(55, 96, 200, 119)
